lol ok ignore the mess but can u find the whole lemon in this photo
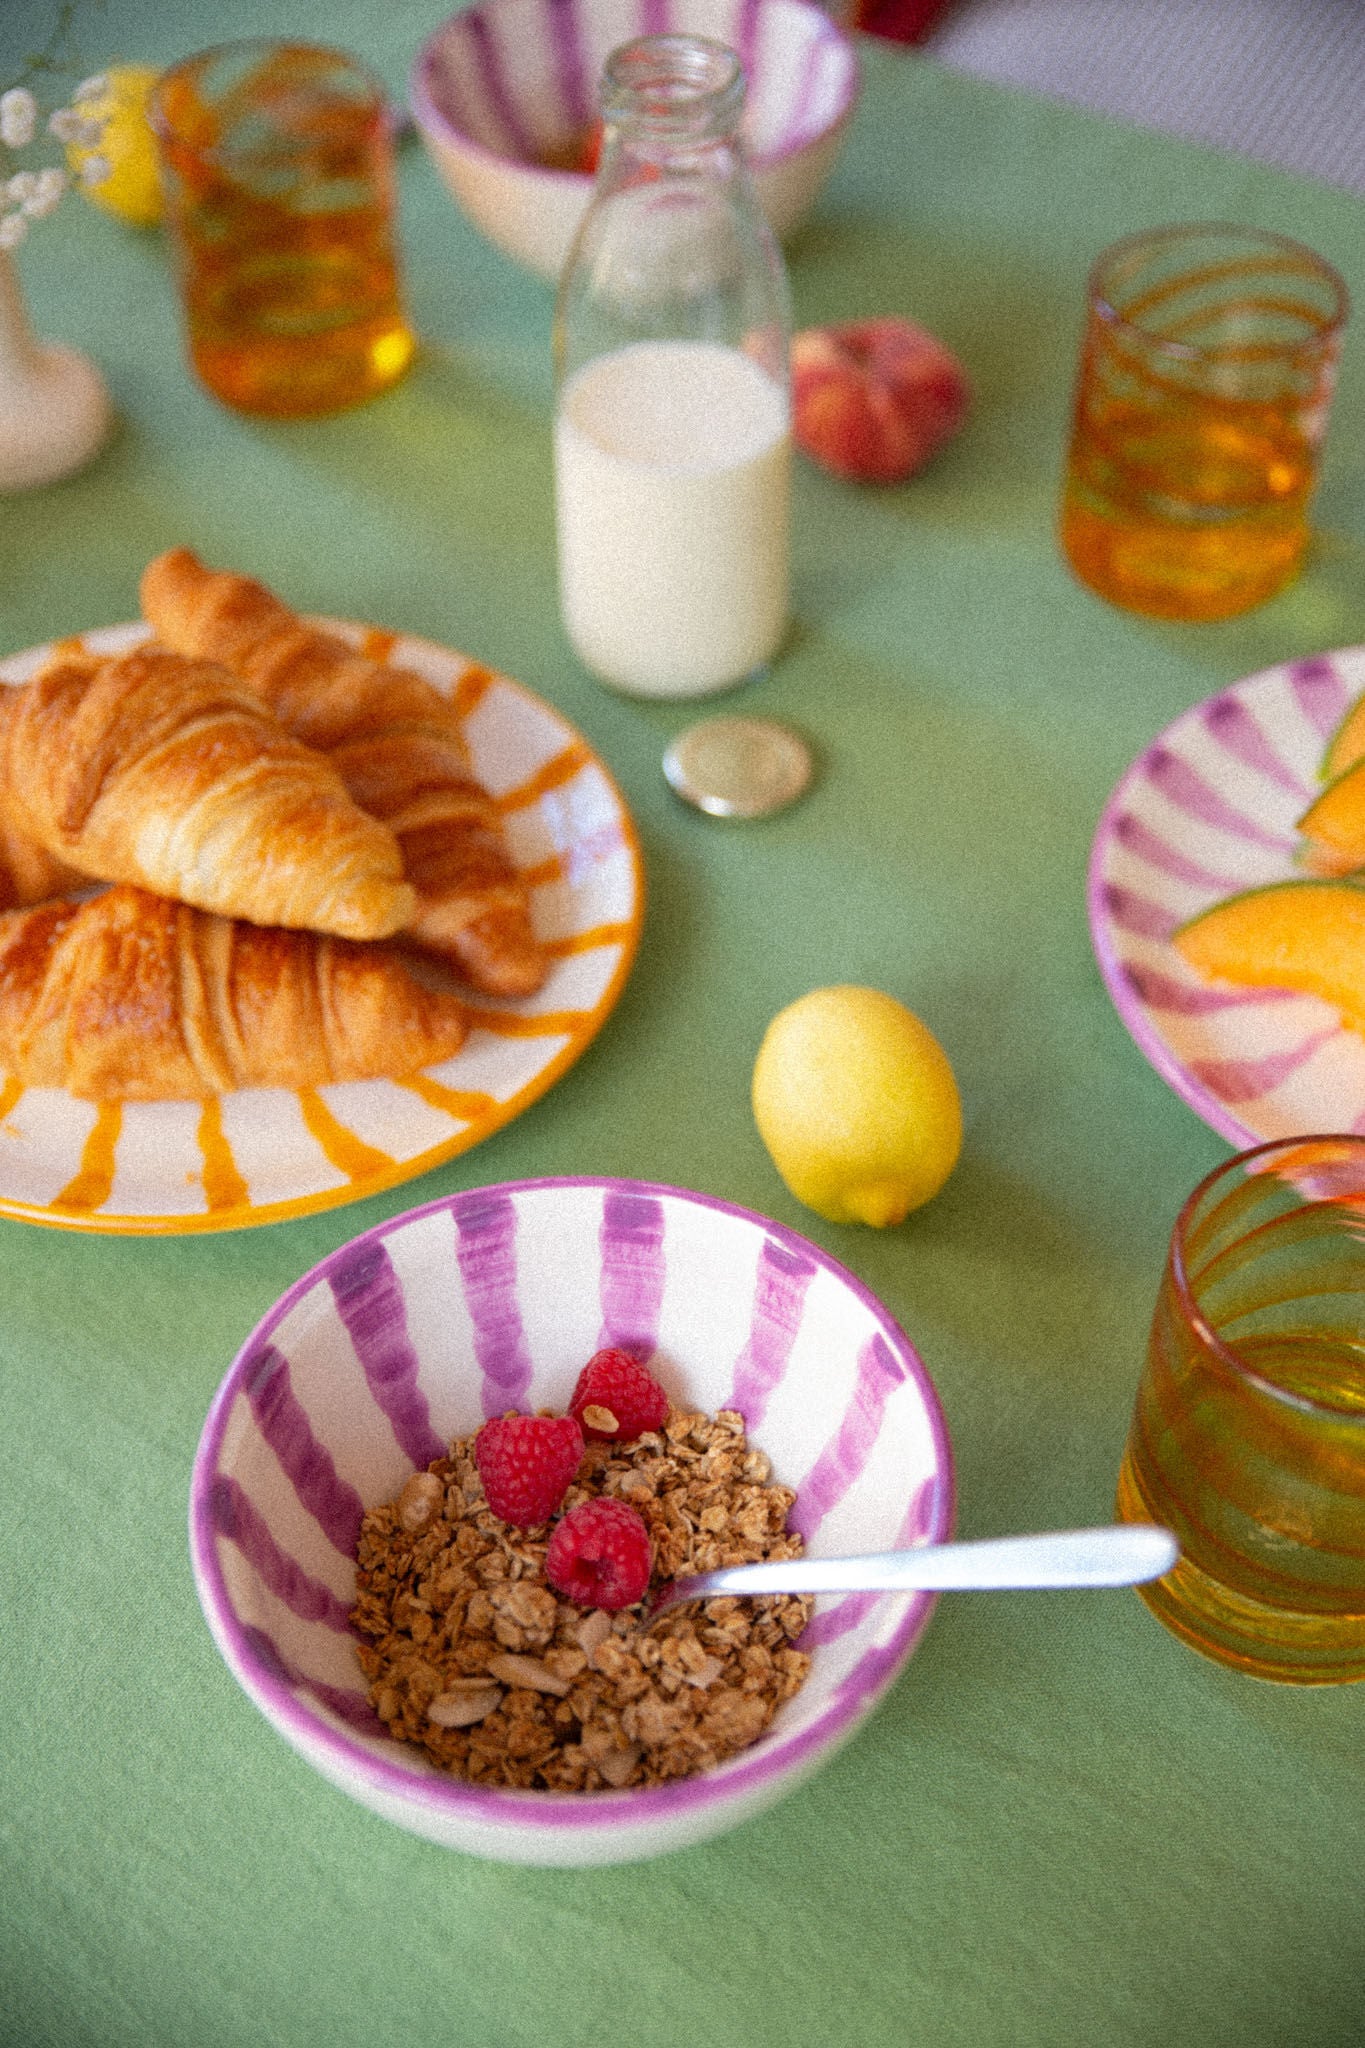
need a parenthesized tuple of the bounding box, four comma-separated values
(68, 63, 163, 228)
(752, 986, 962, 1226)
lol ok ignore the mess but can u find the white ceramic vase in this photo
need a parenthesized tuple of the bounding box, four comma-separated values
(0, 246, 111, 491)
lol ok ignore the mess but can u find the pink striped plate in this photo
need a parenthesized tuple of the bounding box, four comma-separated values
(190, 1177, 952, 1864)
(1088, 646, 1365, 1148)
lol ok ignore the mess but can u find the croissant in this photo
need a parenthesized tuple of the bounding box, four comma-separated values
(0, 801, 86, 910)
(0, 643, 415, 941)
(0, 885, 468, 1099)
(140, 547, 548, 997)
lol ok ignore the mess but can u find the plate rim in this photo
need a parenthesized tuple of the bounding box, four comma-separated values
(1087, 642, 1365, 1151)
(0, 622, 645, 1235)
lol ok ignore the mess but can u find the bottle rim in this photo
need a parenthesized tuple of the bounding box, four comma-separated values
(600, 35, 746, 142)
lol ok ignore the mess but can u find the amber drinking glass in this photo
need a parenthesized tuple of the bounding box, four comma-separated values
(1060, 224, 1347, 621)
(152, 40, 415, 417)
(1117, 1136, 1365, 1682)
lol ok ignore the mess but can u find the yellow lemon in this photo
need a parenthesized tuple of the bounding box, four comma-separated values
(68, 63, 163, 228)
(752, 986, 962, 1226)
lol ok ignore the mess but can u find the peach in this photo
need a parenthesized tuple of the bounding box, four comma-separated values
(789, 316, 969, 484)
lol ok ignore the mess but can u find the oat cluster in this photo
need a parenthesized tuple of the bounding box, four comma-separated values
(351, 1408, 813, 1791)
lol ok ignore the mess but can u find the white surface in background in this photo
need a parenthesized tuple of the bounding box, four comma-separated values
(925, 0, 1365, 193)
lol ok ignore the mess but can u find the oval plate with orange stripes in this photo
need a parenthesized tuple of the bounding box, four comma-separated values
(0, 621, 644, 1234)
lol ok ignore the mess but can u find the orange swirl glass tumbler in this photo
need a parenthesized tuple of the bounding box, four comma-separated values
(1060, 225, 1347, 621)
(152, 40, 415, 418)
(1117, 1135, 1365, 1682)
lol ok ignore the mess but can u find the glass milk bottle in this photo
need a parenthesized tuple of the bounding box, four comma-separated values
(553, 35, 792, 700)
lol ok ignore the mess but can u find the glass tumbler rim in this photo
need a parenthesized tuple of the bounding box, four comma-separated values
(1085, 219, 1350, 366)
(149, 35, 390, 161)
(1167, 1131, 1365, 1425)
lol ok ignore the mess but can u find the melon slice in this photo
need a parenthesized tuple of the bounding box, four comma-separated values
(1323, 694, 1365, 784)
(1296, 760, 1365, 876)
(1175, 879, 1365, 1038)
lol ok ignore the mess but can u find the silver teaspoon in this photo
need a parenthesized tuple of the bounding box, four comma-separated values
(646, 1523, 1179, 1619)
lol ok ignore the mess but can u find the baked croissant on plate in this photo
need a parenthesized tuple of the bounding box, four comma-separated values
(0, 885, 468, 1099)
(0, 807, 85, 911)
(0, 642, 414, 940)
(140, 547, 549, 997)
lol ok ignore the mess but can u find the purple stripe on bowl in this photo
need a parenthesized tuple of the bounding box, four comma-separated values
(1103, 882, 1179, 944)
(1290, 654, 1350, 737)
(189, 1176, 953, 1839)
(800, 1475, 941, 1648)
(641, 0, 671, 33)
(468, 5, 538, 160)
(1146, 745, 1296, 851)
(1124, 963, 1299, 1017)
(547, 0, 592, 131)
(736, 0, 762, 78)
(241, 1625, 387, 1738)
(331, 1243, 446, 1470)
(726, 1234, 816, 1429)
(1110, 809, 1246, 894)
(1187, 1029, 1339, 1104)
(1203, 693, 1312, 798)
(453, 1187, 535, 1415)
(211, 1477, 353, 1633)
(598, 1190, 666, 1356)
(244, 1343, 367, 1558)
(790, 1331, 904, 1541)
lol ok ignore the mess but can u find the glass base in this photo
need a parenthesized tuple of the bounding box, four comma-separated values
(1116, 1454, 1365, 1685)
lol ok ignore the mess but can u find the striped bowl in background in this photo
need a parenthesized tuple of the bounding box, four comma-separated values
(410, 0, 861, 279)
(190, 1176, 952, 1864)
(1089, 645, 1365, 1149)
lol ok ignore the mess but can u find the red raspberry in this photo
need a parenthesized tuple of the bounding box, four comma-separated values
(545, 1497, 653, 1611)
(474, 1412, 584, 1528)
(568, 1348, 670, 1443)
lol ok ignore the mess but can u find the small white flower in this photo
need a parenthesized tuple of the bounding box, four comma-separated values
(6, 171, 37, 205)
(22, 167, 67, 219)
(0, 87, 38, 150)
(76, 151, 110, 189)
(47, 106, 84, 144)
(72, 75, 110, 105)
(0, 210, 29, 250)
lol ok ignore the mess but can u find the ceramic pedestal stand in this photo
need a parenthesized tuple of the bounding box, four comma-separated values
(0, 247, 111, 491)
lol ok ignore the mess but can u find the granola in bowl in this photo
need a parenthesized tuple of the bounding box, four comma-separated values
(351, 1406, 813, 1791)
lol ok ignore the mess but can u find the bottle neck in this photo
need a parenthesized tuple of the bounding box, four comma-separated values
(599, 35, 745, 163)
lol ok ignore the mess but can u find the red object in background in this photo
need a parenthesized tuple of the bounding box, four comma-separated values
(858, 0, 956, 44)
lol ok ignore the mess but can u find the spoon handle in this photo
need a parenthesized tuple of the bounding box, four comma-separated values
(652, 1524, 1179, 1612)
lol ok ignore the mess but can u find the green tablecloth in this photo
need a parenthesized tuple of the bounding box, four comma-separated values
(3, 5, 1363, 2044)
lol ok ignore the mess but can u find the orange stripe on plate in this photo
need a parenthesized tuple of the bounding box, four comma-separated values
(453, 663, 497, 721)
(495, 741, 592, 813)
(462, 1007, 586, 1039)
(515, 852, 566, 890)
(399, 1074, 500, 1119)
(197, 1097, 249, 1211)
(0, 1074, 23, 1121)
(361, 626, 398, 663)
(542, 921, 633, 958)
(298, 1090, 396, 1180)
(54, 1101, 121, 1211)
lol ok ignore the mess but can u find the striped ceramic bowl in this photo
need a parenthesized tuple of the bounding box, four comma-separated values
(410, 0, 861, 280)
(190, 1177, 951, 1865)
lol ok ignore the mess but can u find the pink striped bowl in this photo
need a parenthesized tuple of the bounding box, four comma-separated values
(190, 1176, 951, 1864)
(410, 0, 861, 281)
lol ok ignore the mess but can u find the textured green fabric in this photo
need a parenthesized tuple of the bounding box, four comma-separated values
(2, 6, 1364, 2045)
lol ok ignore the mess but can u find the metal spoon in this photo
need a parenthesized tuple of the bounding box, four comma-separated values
(646, 1523, 1179, 1619)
